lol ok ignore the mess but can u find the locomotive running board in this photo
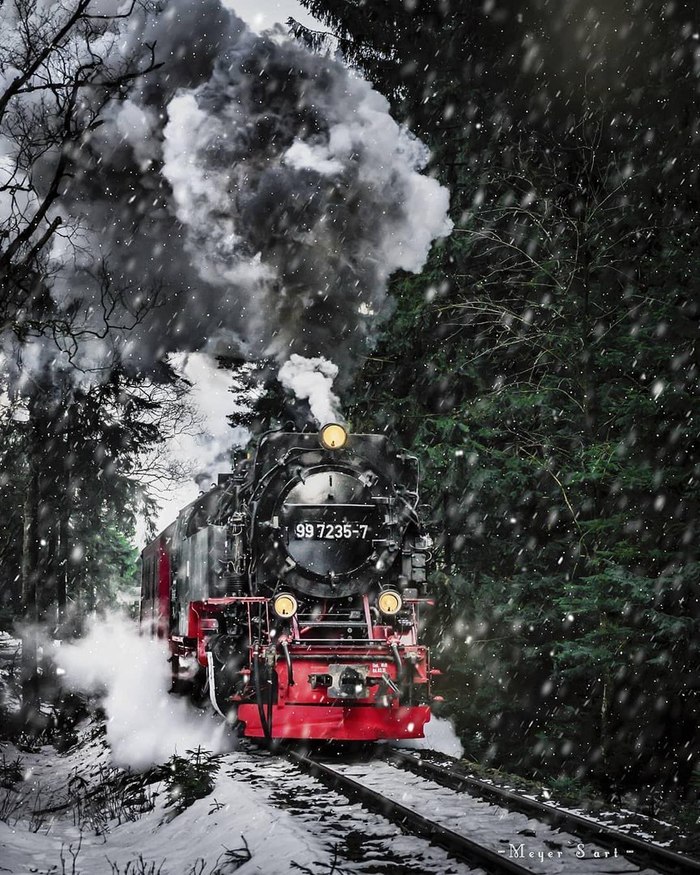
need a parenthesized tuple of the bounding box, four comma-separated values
(205, 652, 227, 719)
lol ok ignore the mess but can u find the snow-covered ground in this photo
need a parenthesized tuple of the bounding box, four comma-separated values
(0, 723, 478, 875)
(0, 731, 336, 874)
(397, 715, 464, 759)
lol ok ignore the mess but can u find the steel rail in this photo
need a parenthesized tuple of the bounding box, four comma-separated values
(286, 749, 536, 875)
(384, 748, 700, 875)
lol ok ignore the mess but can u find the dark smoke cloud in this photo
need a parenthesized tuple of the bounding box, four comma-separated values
(49, 0, 451, 381)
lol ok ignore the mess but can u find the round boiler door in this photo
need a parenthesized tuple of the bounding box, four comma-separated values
(281, 471, 381, 577)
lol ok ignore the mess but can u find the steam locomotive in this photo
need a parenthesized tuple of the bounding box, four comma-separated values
(140, 424, 438, 741)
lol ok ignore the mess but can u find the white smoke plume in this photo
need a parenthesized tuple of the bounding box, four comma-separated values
(169, 351, 251, 478)
(277, 354, 343, 426)
(54, 613, 232, 768)
(148, 351, 252, 532)
(35, 0, 451, 384)
(1, 0, 452, 446)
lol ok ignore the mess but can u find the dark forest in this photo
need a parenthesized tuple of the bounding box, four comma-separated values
(0, 0, 697, 853)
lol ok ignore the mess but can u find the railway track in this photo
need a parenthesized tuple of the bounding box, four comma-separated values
(382, 747, 700, 875)
(287, 747, 700, 875)
(228, 745, 478, 874)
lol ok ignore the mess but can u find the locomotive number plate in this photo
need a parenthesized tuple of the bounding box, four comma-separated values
(293, 522, 371, 540)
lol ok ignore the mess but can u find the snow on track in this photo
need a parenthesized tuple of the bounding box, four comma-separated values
(320, 759, 664, 875)
(225, 746, 481, 874)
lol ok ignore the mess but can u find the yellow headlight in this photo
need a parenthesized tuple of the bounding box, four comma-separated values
(377, 589, 402, 616)
(273, 592, 298, 618)
(319, 423, 348, 450)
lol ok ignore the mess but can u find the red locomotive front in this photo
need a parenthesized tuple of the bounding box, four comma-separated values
(140, 425, 438, 742)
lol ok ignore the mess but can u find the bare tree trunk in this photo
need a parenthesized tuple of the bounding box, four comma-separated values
(56, 486, 70, 633)
(43, 513, 58, 626)
(20, 459, 40, 724)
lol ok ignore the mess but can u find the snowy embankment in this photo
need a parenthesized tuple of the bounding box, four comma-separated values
(0, 625, 319, 874)
(0, 728, 335, 874)
(0, 720, 469, 875)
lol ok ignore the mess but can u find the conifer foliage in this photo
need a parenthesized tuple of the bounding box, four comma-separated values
(296, 0, 700, 796)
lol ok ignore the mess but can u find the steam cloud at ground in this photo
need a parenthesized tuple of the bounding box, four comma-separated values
(399, 716, 465, 759)
(54, 613, 232, 768)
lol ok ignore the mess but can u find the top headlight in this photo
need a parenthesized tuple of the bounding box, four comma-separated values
(319, 423, 348, 450)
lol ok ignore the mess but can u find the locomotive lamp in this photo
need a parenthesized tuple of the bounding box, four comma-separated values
(319, 422, 348, 450)
(377, 588, 403, 616)
(273, 592, 298, 618)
